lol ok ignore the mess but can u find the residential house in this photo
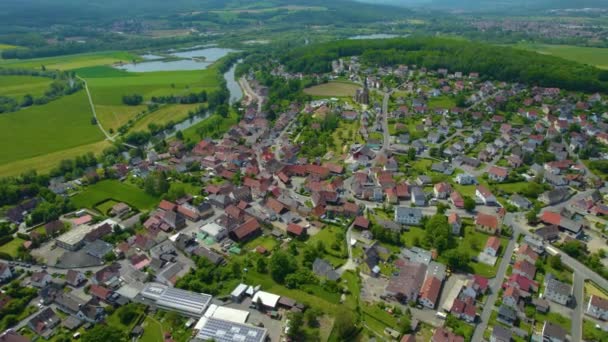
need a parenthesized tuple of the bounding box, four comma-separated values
(540, 188, 570, 205)
(312, 258, 340, 281)
(476, 186, 496, 205)
(31, 271, 52, 288)
(385, 260, 427, 303)
(516, 244, 539, 264)
(455, 173, 476, 185)
(411, 187, 426, 206)
(433, 182, 452, 199)
(448, 213, 461, 235)
(27, 308, 60, 337)
(450, 191, 464, 209)
(65, 270, 85, 287)
(509, 194, 532, 210)
(0, 262, 12, 282)
(542, 322, 567, 342)
(419, 276, 442, 309)
(484, 236, 501, 257)
(513, 260, 536, 280)
(544, 275, 571, 306)
(475, 213, 500, 235)
(586, 295, 608, 320)
(488, 166, 508, 182)
(497, 305, 517, 325)
(490, 325, 512, 342)
(431, 327, 464, 342)
(230, 218, 262, 242)
(395, 207, 423, 225)
(503, 286, 521, 308)
(451, 297, 476, 323)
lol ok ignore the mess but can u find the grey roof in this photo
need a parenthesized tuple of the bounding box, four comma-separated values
(402, 247, 432, 265)
(498, 305, 516, 321)
(395, 207, 423, 220)
(140, 283, 211, 316)
(543, 322, 567, 340)
(195, 317, 267, 342)
(83, 239, 113, 259)
(545, 274, 572, 297)
(312, 258, 340, 281)
(491, 325, 512, 342)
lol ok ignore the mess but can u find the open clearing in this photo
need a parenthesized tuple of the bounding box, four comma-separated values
(0, 91, 104, 165)
(0, 237, 26, 258)
(77, 65, 220, 132)
(304, 81, 360, 97)
(0, 140, 111, 178)
(130, 104, 200, 133)
(71, 180, 158, 211)
(0, 51, 139, 70)
(0, 75, 53, 99)
(512, 43, 608, 69)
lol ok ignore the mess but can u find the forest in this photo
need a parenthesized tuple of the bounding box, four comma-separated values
(283, 37, 608, 93)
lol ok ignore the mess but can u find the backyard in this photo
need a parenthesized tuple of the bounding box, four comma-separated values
(71, 180, 159, 211)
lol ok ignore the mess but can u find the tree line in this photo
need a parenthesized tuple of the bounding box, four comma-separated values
(282, 37, 608, 93)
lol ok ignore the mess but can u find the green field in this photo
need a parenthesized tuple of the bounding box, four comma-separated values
(130, 104, 200, 133)
(427, 95, 456, 109)
(0, 237, 26, 257)
(78, 65, 220, 132)
(71, 180, 159, 211)
(140, 317, 164, 342)
(0, 51, 139, 70)
(513, 43, 608, 69)
(0, 75, 53, 99)
(304, 81, 360, 97)
(0, 91, 104, 165)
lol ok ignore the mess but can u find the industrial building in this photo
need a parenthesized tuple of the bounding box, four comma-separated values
(194, 317, 267, 342)
(140, 283, 212, 318)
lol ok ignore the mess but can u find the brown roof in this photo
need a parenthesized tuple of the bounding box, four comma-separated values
(432, 327, 464, 342)
(266, 197, 286, 214)
(353, 216, 370, 229)
(485, 236, 501, 251)
(590, 295, 608, 311)
(158, 200, 177, 211)
(287, 224, 305, 236)
(420, 276, 442, 305)
(89, 285, 111, 300)
(476, 213, 499, 229)
(488, 166, 508, 178)
(232, 218, 261, 240)
(514, 259, 536, 278)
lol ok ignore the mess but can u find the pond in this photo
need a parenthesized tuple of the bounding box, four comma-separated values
(114, 47, 237, 72)
(349, 34, 400, 40)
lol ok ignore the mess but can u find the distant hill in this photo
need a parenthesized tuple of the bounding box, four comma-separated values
(357, 0, 608, 11)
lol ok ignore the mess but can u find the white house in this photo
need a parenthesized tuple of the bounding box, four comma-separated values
(0, 262, 12, 282)
(484, 236, 501, 257)
(475, 186, 496, 205)
(544, 275, 571, 306)
(31, 271, 52, 288)
(395, 207, 423, 225)
(586, 295, 608, 320)
(455, 173, 476, 185)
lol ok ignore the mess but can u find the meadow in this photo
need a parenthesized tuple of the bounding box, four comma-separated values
(0, 91, 104, 165)
(0, 75, 53, 99)
(76, 65, 221, 132)
(71, 180, 159, 211)
(304, 81, 360, 97)
(128, 104, 200, 133)
(0, 51, 139, 70)
(512, 43, 608, 69)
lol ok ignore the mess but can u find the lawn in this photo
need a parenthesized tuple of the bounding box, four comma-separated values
(0, 51, 139, 70)
(0, 237, 25, 257)
(0, 140, 111, 178)
(583, 319, 608, 342)
(427, 96, 456, 109)
(331, 120, 363, 155)
(95, 200, 120, 216)
(71, 180, 159, 211)
(304, 81, 360, 97)
(0, 91, 105, 165)
(512, 43, 608, 69)
(180, 111, 239, 142)
(400, 227, 426, 248)
(585, 280, 608, 299)
(446, 225, 507, 278)
(129, 104, 200, 133)
(307, 225, 348, 267)
(0, 75, 53, 99)
(140, 316, 164, 342)
(242, 235, 279, 252)
(534, 311, 571, 332)
(82, 65, 220, 132)
(361, 303, 398, 336)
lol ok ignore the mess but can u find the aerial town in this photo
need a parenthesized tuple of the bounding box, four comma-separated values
(2, 51, 608, 342)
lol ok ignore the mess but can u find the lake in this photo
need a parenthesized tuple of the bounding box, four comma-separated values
(349, 34, 400, 40)
(115, 47, 237, 72)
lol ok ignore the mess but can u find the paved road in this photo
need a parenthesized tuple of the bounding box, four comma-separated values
(2, 259, 105, 274)
(471, 230, 519, 342)
(572, 273, 585, 342)
(239, 77, 263, 113)
(337, 222, 357, 275)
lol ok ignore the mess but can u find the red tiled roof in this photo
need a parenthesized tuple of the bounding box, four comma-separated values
(540, 211, 561, 226)
(353, 216, 370, 229)
(287, 223, 305, 236)
(420, 276, 441, 304)
(159, 200, 177, 212)
(89, 285, 111, 300)
(488, 166, 508, 178)
(476, 213, 499, 229)
(485, 236, 501, 251)
(232, 218, 261, 240)
(448, 213, 459, 224)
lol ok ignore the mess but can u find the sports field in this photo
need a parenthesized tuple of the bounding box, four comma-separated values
(0, 91, 104, 165)
(71, 180, 159, 211)
(0, 51, 139, 70)
(513, 43, 608, 69)
(0, 75, 53, 99)
(304, 81, 360, 97)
